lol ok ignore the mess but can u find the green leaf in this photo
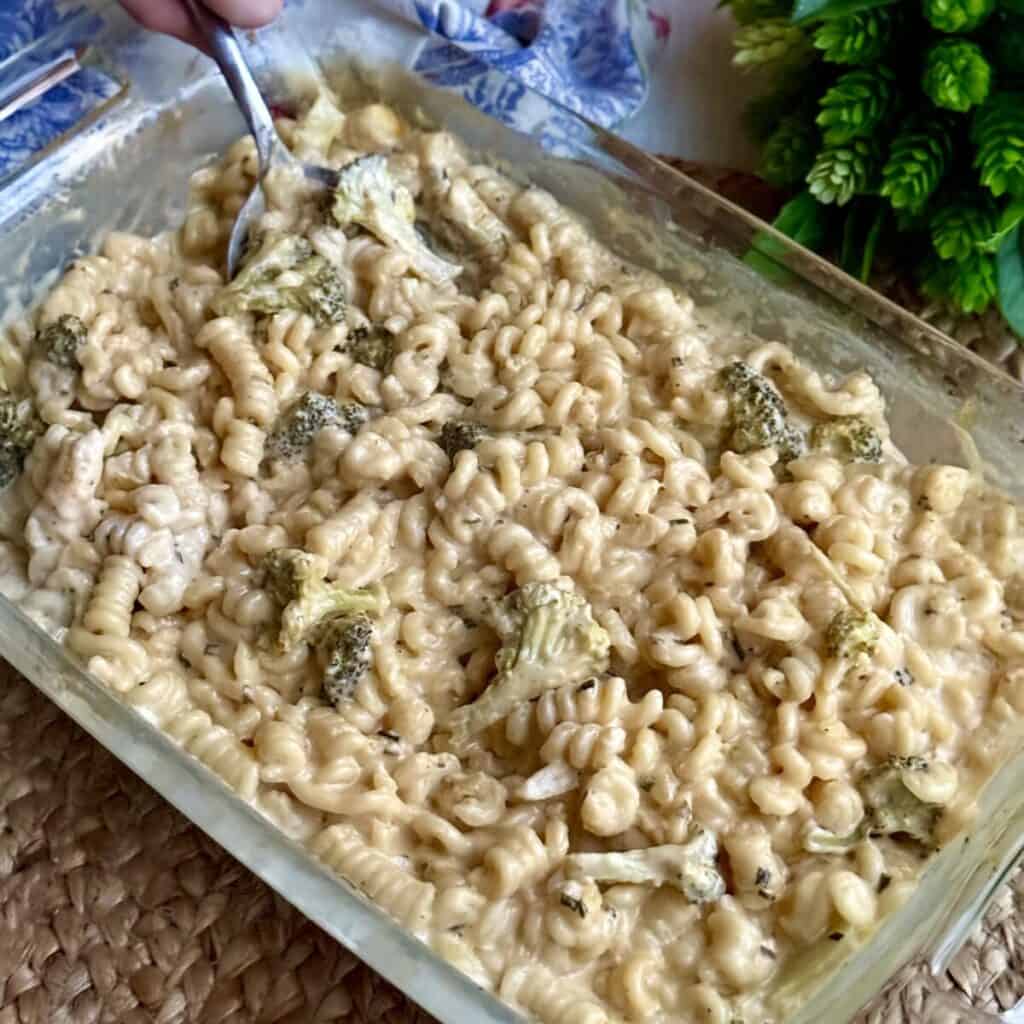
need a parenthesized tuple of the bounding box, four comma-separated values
(922, 39, 992, 114)
(772, 190, 833, 248)
(1002, 0, 1024, 12)
(838, 200, 888, 282)
(744, 191, 832, 282)
(839, 205, 862, 276)
(817, 67, 897, 146)
(997, 223, 1024, 337)
(923, 0, 996, 34)
(807, 137, 883, 205)
(760, 111, 819, 186)
(734, 19, 814, 71)
(813, 9, 894, 65)
(920, 249, 997, 313)
(743, 73, 816, 140)
(880, 117, 954, 214)
(931, 196, 1000, 262)
(860, 203, 888, 282)
(978, 200, 1024, 254)
(791, 0, 896, 24)
(991, 13, 1024, 75)
(972, 92, 1024, 199)
(719, 0, 792, 22)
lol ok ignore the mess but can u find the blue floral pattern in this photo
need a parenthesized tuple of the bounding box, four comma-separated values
(0, 0, 668, 179)
(0, 0, 86, 61)
(406, 0, 666, 139)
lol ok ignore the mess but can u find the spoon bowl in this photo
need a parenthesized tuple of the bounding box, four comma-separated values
(184, 0, 341, 277)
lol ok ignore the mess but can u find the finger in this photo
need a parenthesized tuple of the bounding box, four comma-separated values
(204, 0, 283, 28)
(119, 0, 193, 41)
(118, 0, 208, 50)
(119, 0, 282, 51)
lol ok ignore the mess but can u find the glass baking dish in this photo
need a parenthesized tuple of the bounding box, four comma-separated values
(1, 3, 1023, 1021)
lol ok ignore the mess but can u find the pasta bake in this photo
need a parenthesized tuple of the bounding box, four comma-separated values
(1, 92, 1022, 1024)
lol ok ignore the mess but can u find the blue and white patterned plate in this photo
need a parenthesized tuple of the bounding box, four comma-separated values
(407, 0, 668, 150)
(0, 0, 86, 61)
(0, 0, 670, 180)
(0, 1, 111, 181)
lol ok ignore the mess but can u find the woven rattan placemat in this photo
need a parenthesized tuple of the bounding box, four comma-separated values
(0, 658, 1020, 1024)
(0, 663, 436, 1024)
(3, 164, 1022, 1024)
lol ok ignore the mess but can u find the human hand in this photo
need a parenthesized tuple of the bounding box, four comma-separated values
(119, 0, 283, 49)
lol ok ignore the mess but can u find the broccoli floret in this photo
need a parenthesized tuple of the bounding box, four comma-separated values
(446, 582, 610, 745)
(36, 314, 87, 368)
(802, 823, 863, 854)
(262, 547, 382, 651)
(565, 829, 726, 905)
(0, 397, 43, 489)
(331, 155, 462, 285)
(861, 757, 957, 847)
(266, 392, 369, 461)
(318, 612, 374, 706)
(213, 233, 346, 326)
(347, 325, 395, 372)
(438, 420, 486, 461)
(415, 220, 459, 263)
(811, 416, 883, 463)
(263, 547, 324, 607)
(417, 217, 487, 292)
(825, 607, 881, 660)
(718, 360, 805, 462)
(488, 583, 608, 678)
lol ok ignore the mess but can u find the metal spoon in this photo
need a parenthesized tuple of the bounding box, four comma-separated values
(183, 0, 339, 277)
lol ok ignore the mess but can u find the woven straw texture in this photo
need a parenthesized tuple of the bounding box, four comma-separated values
(0, 663, 434, 1024)
(0, 658, 1020, 1024)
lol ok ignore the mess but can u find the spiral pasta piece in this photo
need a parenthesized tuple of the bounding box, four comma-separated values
(199, 317, 278, 426)
(311, 825, 435, 933)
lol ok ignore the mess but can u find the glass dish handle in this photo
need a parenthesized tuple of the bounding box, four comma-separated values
(0, 46, 90, 123)
(0, 9, 130, 192)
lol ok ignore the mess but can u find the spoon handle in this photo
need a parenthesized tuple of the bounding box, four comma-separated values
(183, 0, 278, 171)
